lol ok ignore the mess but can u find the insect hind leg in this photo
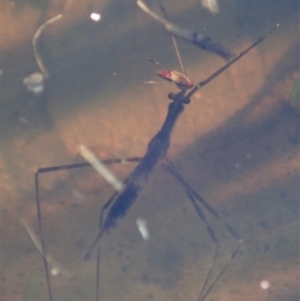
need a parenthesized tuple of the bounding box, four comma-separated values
(162, 157, 242, 301)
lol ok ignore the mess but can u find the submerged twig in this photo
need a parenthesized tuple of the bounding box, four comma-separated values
(158, 0, 185, 74)
(33, 14, 62, 79)
(23, 14, 62, 94)
(136, 0, 234, 60)
(79, 145, 125, 192)
(201, 0, 219, 15)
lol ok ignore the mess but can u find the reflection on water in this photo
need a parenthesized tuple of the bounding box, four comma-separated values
(0, 0, 299, 301)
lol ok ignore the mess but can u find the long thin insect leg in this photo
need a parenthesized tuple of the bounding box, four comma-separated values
(149, 58, 166, 70)
(36, 157, 142, 174)
(34, 156, 142, 301)
(84, 174, 130, 260)
(96, 244, 101, 301)
(197, 244, 241, 301)
(88, 192, 119, 301)
(179, 180, 221, 298)
(163, 158, 242, 241)
(35, 173, 53, 301)
(163, 158, 242, 301)
(84, 156, 144, 260)
(88, 156, 143, 301)
(187, 24, 279, 99)
(162, 159, 219, 299)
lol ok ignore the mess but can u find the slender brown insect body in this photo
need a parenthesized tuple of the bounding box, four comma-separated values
(35, 32, 276, 301)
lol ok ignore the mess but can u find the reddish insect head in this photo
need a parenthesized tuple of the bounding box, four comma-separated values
(157, 70, 173, 82)
(156, 69, 194, 90)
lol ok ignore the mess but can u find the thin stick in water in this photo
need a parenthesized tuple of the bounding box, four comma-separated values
(158, 0, 186, 74)
(33, 14, 62, 79)
(79, 145, 125, 192)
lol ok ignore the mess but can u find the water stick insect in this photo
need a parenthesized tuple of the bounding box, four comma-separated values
(34, 1, 278, 300)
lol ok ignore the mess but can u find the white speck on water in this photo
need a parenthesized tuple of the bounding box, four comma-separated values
(201, 0, 219, 14)
(136, 218, 149, 240)
(90, 12, 101, 22)
(51, 267, 60, 276)
(23, 72, 44, 94)
(72, 189, 85, 205)
(260, 280, 270, 290)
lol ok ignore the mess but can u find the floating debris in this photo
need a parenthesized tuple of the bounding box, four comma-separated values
(24, 14, 62, 94)
(136, 218, 149, 240)
(260, 279, 270, 290)
(201, 0, 219, 14)
(79, 144, 124, 192)
(23, 72, 44, 94)
(32, 15, 63, 79)
(137, 0, 233, 60)
(71, 189, 86, 205)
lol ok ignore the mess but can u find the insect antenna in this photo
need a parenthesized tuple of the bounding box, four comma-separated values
(136, 59, 170, 85)
(149, 58, 166, 70)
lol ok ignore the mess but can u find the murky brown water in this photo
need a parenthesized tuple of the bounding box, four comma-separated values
(0, 0, 299, 301)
